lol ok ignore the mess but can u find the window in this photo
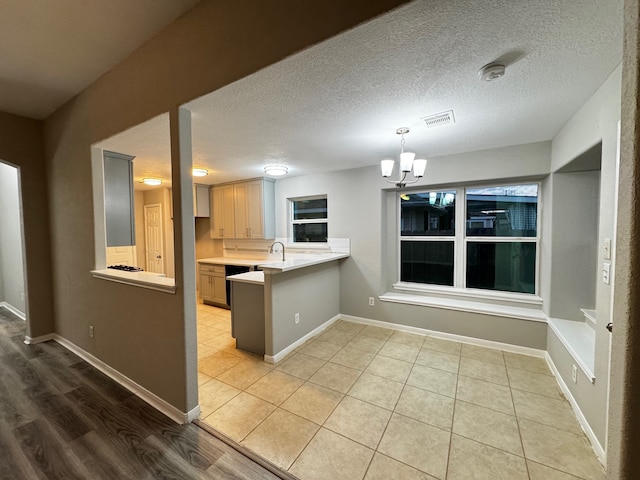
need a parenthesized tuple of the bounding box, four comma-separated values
(399, 184, 539, 295)
(400, 191, 456, 285)
(290, 196, 328, 242)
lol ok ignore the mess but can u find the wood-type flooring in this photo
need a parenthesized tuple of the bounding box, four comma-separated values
(0, 307, 280, 480)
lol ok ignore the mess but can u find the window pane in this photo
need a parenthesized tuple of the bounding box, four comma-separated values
(293, 198, 327, 220)
(466, 185, 537, 237)
(401, 191, 456, 236)
(466, 242, 536, 294)
(294, 223, 327, 242)
(401, 241, 454, 286)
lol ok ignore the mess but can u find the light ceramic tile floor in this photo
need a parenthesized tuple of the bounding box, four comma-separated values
(196, 303, 604, 480)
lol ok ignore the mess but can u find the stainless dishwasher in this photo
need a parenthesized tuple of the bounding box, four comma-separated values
(224, 265, 253, 307)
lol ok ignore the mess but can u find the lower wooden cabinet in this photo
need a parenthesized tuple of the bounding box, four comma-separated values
(199, 264, 226, 306)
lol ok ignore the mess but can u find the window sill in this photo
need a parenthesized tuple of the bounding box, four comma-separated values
(379, 291, 546, 323)
(91, 270, 176, 294)
(393, 282, 542, 306)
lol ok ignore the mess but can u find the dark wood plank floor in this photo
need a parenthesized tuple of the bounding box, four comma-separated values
(0, 307, 281, 480)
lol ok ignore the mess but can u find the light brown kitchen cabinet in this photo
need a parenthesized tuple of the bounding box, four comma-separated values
(199, 264, 226, 306)
(210, 184, 236, 238)
(210, 178, 275, 239)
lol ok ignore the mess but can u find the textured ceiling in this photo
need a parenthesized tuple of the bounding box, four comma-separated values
(0, 0, 200, 119)
(97, 0, 623, 188)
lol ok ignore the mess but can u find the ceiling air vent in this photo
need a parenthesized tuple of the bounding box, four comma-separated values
(422, 110, 455, 128)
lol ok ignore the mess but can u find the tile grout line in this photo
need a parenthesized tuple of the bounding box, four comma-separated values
(505, 351, 534, 480)
(443, 341, 463, 480)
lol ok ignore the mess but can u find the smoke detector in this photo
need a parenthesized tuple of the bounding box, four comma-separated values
(478, 63, 506, 82)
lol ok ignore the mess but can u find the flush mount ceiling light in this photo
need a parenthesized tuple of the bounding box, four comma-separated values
(264, 165, 288, 176)
(192, 168, 209, 177)
(142, 178, 162, 186)
(380, 127, 428, 188)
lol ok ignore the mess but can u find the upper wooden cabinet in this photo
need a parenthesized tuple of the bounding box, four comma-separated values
(103, 150, 135, 247)
(210, 184, 236, 238)
(210, 178, 275, 239)
(193, 184, 210, 217)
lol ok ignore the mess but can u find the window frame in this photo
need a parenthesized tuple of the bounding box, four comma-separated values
(396, 182, 541, 299)
(289, 194, 328, 243)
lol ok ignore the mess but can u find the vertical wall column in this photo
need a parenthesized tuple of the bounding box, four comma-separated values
(169, 106, 199, 418)
(607, 0, 640, 476)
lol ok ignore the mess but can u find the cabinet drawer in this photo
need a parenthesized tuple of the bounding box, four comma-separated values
(199, 264, 224, 274)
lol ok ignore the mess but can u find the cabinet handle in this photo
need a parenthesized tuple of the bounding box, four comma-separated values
(220, 228, 224, 237)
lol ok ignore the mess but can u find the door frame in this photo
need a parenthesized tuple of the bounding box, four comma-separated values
(144, 203, 165, 274)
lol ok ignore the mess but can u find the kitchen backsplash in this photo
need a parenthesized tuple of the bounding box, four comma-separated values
(222, 238, 350, 259)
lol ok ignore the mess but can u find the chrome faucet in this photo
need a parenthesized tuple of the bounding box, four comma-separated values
(269, 241, 286, 261)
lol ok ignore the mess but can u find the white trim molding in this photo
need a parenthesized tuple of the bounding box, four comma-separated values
(379, 292, 547, 323)
(264, 314, 341, 364)
(545, 352, 606, 465)
(340, 314, 546, 358)
(24, 333, 55, 345)
(0, 301, 26, 320)
(52, 334, 195, 424)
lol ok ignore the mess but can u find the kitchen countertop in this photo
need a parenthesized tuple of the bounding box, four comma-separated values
(227, 271, 265, 285)
(198, 253, 349, 273)
(258, 253, 349, 273)
(91, 269, 176, 293)
(197, 257, 264, 267)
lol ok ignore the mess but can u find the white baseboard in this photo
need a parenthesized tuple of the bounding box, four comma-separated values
(545, 352, 606, 465)
(339, 314, 546, 358)
(24, 333, 55, 344)
(52, 334, 196, 425)
(0, 301, 26, 320)
(264, 314, 341, 364)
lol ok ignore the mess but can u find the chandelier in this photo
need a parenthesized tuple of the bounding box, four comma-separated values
(380, 127, 427, 188)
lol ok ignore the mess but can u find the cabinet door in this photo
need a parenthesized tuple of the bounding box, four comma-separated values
(234, 182, 249, 238)
(246, 180, 264, 238)
(221, 184, 236, 238)
(199, 273, 213, 300)
(210, 185, 236, 238)
(212, 273, 226, 305)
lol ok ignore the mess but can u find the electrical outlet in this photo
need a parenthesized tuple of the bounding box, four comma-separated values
(571, 364, 577, 383)
(369, 297, 375, 306)
(294, 313, 300, 325)
(89, 325, 94, 338)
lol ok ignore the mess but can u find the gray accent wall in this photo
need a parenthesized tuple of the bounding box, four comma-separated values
(275, 142, 551, 349)
(265, 262, 340, 356)
(0, 161, 25, 314)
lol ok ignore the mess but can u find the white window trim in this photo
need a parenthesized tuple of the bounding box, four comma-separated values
(397, 182, 541, 300)
(289, 194, 328, 243)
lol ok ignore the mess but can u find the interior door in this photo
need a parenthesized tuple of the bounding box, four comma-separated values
(144, 203, 164, 274)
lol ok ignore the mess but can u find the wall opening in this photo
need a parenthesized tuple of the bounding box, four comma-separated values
(0, 160, 27, 320)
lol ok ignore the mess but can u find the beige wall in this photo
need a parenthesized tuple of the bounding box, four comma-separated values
(195, 217, 222, 260)
(0, 111, 52, 338)
(41, 0, 407, 413)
